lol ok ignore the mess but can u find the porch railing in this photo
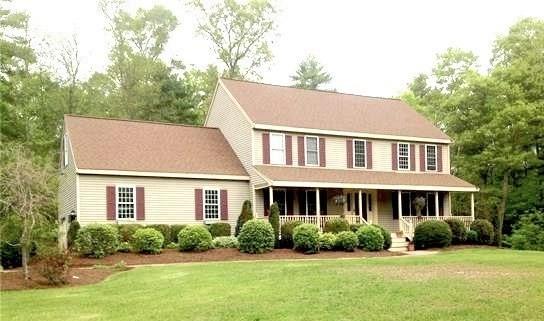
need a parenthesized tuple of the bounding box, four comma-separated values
(400, 216, 474, 240)
(279, 215, 367, 231)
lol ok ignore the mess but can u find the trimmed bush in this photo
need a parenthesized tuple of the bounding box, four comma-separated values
(67, 221, 80, 248)
(117, 241, 131, 253)
(178, 225, 213, 252)
(323, 218, 350, 234)
(169, 225, 187, 243)
(466, 230, 478, 244)
(372, 224, 392, 250)
(414, 220, 452, 249)
(470, 219, 494, 245)
(319, 233, 337, 250)
(280, 221, 303, 248)
(75, 224, 119, 258)
(208, 223, 231, 237)
(293, 224, 320, 254)
(238, 219, 275, 254)
(212, 236, 239, 249)
(117, 224, 143, 243)
(356, 225, 384, 251)
(235, 200, 253, 236)
(269, 203, 280, 247)
(336, 231, 359, 251)
(132, 228, 164, 254)
(445, 219, 467, 244)
(147, 225, 171, 247)
(349, 224, 364, 233)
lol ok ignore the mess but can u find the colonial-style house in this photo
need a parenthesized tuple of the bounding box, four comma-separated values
(59, 78, 478, 249)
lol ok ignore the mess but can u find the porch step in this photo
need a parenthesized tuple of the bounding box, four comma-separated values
(389, 236, 409, 252)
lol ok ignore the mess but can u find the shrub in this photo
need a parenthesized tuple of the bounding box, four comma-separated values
(356, 226, 384, 251)
(280, 221, 303, 248)
(131, 228, 164, 254)
(323, 218, 350, 234)
(147, 225, 171, 247)
(117, 241, 131, 252)
(293, 224, 320, 254)
(470, 219, 494, 245)
(117, 224, 143, 242)
(178, 225, 213, 252)
(208, 223, 231, 237)
(38, 250, 71, 285)
(372, 224, 392, 250)
(0, 242, 21, 269)
(235, 200, 253, 236)
(349, 224, 364, 233)
(75, 224, 119, 258)
(165, 242, 178, 249)
(212, 236, 239, 249)
(67, 221, 80, 248)
(414, 220, 452, 249)
(238, 219, 275, 254)
(510, 211, 544, 251)
(269, 203, 280, 247)
(445, 219, 467, 244)
(466, 230, 478, 244)
(319, 233, 337, 250)
(336, 231, 359, 251)
(169, 225, 187, 243)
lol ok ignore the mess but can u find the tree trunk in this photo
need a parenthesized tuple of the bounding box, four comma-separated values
(21, 245, 30, 280)
(497, 171, 510, 247)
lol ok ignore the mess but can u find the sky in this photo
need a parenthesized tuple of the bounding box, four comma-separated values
(12, 0, 544, 98)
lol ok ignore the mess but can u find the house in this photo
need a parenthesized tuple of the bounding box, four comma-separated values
(58, 78, 478, 247)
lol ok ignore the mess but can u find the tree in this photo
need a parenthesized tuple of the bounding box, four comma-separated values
(235, 200, 253, 236)
(183, 65, 219, 123)
(189, 0, 277, 79)
(290, 55, 332, 89)
(269, 202, 280, 247)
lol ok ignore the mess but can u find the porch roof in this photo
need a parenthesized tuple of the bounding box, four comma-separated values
(254, 165, 478, 192)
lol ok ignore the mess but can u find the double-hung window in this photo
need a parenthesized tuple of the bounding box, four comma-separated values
(117, 186, 135, 219)
(353, 139, 366, 168)
(270, 133, 285, 165)
(398, 143, 410, 170)
(425, 145, 437, 171)
(204, 189, 220, 220)
(305, 136, 319, 166)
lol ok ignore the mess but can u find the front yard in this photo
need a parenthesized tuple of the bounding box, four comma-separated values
(3, 248, 544, 321)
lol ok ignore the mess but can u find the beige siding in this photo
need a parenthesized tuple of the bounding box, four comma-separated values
(377, 191, 398, 232)
(78, 175, 249, 233)
(443, 145, 451, 174)
(58, 134, 77, 218)
(372, 140, 393, 171)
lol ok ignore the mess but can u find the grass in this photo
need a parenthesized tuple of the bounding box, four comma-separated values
(3, 248, 544, 321)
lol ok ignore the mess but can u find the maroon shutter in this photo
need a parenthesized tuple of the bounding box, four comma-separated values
(195, 189, 203, 220)
(366, 141, 373, 169)
(347, 139, 353, 168)
(437, 145, 443, 172)
(262, 133, 270, 164)
(297, 136, 305, 166)
(106, 186, 116, 220)
(392, 143, 398, 170)
(220, 190, 228, 220)
(410, 144, 415, 171)
(420, 145, 426, 172)
(136, 187, 145, 220)
(285, 135, 293, 165)
(319, 137, 326, 167)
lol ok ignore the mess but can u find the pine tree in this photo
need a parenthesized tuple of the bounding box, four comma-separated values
(235, 200, 253, 236)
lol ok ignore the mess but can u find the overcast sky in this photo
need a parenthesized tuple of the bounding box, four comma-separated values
(12, 0, 544, 97)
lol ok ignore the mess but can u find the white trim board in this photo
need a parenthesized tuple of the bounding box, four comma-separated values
(270, 180, 479, 192)
(77, 169, 250, 181)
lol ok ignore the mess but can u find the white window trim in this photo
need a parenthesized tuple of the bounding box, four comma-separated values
(269, 132, 286, 165)
(63, 135, 69, 168)
(397, 142, 410, 171)
(115, 184, 136, 221)
(304, 135, 320, 166)
(272, 188, 287, 215)
(425, 144, 438, 172)
(203, 187, 221, 222)
(353, 139, 367, 168)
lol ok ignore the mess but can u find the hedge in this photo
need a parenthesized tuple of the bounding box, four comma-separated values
(372, 224, 391, 250)
(238, 220, 275, 254)
(336, 231, 359, 251)
(445, 219, 467, 244)
(356, 225, 384, 251)
(323, 218, 350, 234)
(293, 224, 320, 254)
(131, 228, 164, 254)
(280, 221, 303, 248)
(75, 224, 119, 258)
(178, 225, 213, 252)
(414, 220, 452, 249)
(208, 223, 231, 237)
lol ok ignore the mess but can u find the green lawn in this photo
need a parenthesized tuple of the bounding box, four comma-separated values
(3, 249, 544, 321)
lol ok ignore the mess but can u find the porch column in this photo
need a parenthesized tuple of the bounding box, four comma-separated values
(435, 192, 439, 217)
(358, 190, 363, 221)
(470, 193, 475, 219)
(398, 190, 403, 231)
(269, 186, 274, 212)
(315, 188, 321, 231)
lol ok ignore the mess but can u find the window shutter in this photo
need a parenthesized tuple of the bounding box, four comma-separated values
(391, 191, 399, 219)
(437, 145, 443, 172)
(136, 187, 145, 220)
(106, 186, 116, 220)
(346, 139, 353, 168)
(220, 190, 228, 220)
(297, 136, 305, 166)
(319, 137, 326, 167)
(391, 143, 398, 170)
(366, 141, 373, 169)
(262, 133, 270, 164)
(410, 144, 415, 171)
(419, 145, 426, 172)
(195, 189, 203, 220)
(285, 135, 292, 165)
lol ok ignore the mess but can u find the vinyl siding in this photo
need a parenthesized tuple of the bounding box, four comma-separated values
(58, 134, 77, 219)
(377, 192, 398, 232)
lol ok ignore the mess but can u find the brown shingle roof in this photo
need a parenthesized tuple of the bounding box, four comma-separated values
(65, 115, 248, 177)
(221, 78, 450, 141)
(255, 165, 477, 191)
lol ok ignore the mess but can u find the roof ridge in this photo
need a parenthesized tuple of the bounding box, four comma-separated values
(64, 114, 219, 130)
(220, 77, 402, 102)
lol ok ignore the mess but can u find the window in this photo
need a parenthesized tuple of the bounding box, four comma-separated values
(305, 136, 319, 166)
(63, 135, 68, 168)
(204, 189, 220, 220)
(426, 145, 437, 171)
(270, 133, 285, 165)
(353, 140, 366, 168)
(117, 186, 135, 219)
(398, 143, 409, 170)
